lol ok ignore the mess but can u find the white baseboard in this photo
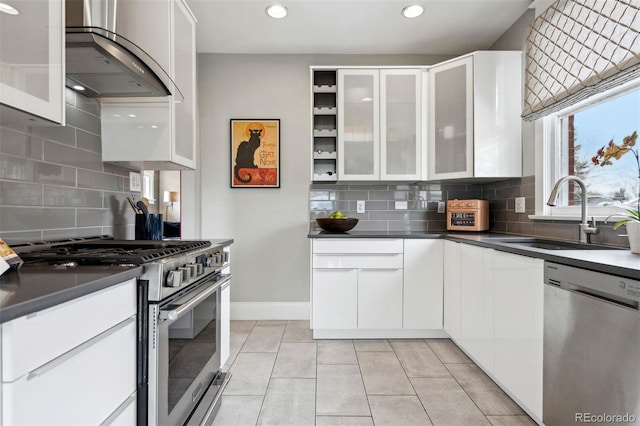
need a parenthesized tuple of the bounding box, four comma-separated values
(231, 302, 310, 320)
(312, 329, 448, 339)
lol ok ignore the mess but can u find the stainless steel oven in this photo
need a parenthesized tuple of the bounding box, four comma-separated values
(14, 237, 234, 426)
(149, 272, 231, 426)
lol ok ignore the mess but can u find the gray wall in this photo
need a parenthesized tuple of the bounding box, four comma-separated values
(0, 89, 137, 244)
(197, 54, 450, 306)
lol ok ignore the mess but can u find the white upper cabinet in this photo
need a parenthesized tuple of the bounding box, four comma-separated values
(338, 69, 380, 180)
(0, 0, 64, 125)
(380, 69, 424, 180)
(101, 0, 196, 170)
(428, 51, 522, 180)
(338, 68, 424, 181)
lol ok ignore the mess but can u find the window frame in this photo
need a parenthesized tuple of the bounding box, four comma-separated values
(534, 79, 640, 221)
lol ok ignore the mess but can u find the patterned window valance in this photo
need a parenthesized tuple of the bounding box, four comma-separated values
(523, 0, 640, 121)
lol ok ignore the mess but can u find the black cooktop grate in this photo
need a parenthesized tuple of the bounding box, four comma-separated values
(18, 240, 211, 265)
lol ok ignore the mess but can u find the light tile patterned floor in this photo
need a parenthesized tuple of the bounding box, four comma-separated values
(213, 321, 537, 426)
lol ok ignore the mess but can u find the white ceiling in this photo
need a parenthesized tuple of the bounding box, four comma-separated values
(187, 0, 532, 55)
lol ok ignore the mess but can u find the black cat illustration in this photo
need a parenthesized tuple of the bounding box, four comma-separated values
(234, 129, 262, 183)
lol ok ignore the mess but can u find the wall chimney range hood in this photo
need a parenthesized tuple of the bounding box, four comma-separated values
(65, 0, 182, 100)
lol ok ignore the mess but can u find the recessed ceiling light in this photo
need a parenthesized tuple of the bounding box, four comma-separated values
(72, 85, 85, 91)
(361, 97, 373, 102)
(0, 3, 19, 15)
(128, 114, 137, 118)
(401, 4, 424, 18)
(266, 4, 287, 19)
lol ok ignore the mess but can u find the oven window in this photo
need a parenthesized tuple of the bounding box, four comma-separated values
(167, 292, 217, 412)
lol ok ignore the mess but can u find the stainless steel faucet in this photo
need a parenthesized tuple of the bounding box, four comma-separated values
(547, 176, 599, 243)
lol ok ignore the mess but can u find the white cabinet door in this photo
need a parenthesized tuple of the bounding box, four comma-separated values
(2, 319, 136, 426)
(380, 69, 423, 181)
(358, 269, 403, 329)
(171, 0, 197, 169)
(403, 239, 443, 329)
(459, 244, 494, 373)
(473, 52, 522, 178)
(428, 56, 473, 179)
(428, 52, 522, 180)
(0, 0, 64, 124)
(312, 269, 358, 329)
(100, 0, 196, 170)
(493, 251, 543, 420)
(443, 241, 461, 340)
(338, 69, 380, 180)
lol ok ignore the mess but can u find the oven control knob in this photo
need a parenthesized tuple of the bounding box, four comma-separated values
(166, 270, 182, 287)
(467, 202, 474, 207)
(196, 263, 205, 275)
(205, 256, 214, 267)
(187, 263, 198, 278)
(178, 267, 190, 283)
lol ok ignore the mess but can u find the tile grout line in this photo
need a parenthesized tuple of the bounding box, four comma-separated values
(390, 341, 436, 426)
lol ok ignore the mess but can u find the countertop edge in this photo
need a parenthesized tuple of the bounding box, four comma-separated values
(0, 266, 143, 324)
(308, 230, 640, 280)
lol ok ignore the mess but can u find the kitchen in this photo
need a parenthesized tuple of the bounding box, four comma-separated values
(1, 0, 640, 425)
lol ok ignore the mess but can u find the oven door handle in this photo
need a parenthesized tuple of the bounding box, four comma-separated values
(159, 274, 231, 322)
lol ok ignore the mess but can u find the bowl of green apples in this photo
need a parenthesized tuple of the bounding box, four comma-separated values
(316, 211, 359, 233)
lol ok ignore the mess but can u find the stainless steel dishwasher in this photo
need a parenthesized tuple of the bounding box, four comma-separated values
(544, 262, 640, 426)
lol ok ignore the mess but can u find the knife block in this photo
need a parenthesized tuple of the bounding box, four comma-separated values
(135, 214, 163, 240)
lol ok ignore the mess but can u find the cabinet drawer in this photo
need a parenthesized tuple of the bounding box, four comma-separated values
(2, 318, 136, 426)
(313, 238, 403, 254)
(1, 278, 137, 382)
(313, 253, 403, 269)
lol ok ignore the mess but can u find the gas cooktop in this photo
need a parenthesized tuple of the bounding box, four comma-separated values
(17, 239, 212, 265)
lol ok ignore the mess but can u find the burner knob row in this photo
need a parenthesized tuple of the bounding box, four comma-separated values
(165, 262, 206, 287)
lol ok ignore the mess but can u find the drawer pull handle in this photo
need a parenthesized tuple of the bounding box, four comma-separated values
(27, 316, 135, 380)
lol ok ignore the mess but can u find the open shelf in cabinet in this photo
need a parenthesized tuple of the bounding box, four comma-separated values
(312, 68, 338, 182)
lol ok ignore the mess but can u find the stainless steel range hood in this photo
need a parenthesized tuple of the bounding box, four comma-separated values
(65, 0, 182, 100)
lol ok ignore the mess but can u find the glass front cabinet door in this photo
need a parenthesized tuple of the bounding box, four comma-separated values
(338, 68, 424, 181)
(338, 69, 380, 180)
(380, 69, 423, 180)
(0, 0, 64, 124)
(428, 56, 473, 179)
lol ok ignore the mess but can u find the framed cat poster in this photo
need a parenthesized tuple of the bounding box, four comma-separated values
(230, 119, 280, 188)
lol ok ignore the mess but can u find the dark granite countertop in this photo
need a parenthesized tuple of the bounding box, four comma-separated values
(308, 230, 640, 280)
(0, 265, 143, 324)
(308, 230, 444, 239)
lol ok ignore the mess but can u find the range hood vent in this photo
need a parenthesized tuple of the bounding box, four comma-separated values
(65, 0, 182, 100)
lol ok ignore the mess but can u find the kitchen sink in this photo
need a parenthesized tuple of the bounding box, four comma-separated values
(488, 237, 622, 251)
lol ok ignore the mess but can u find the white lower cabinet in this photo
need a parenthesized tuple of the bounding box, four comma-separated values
(443, 240, 461, 340)
(493, 251, 544, 422)
(358, 269, 403, 329)
(459, 244, 494, 373)
(403, 240, 443, 329)
(311, 238, 445, 338)
(1, 279, 138, 426)
(444, 243, 543, 424)
(312, 269, 358, 329)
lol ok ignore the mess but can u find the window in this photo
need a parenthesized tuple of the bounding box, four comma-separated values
(141, 170, 156, 204)
(542, 83, 640, 218)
